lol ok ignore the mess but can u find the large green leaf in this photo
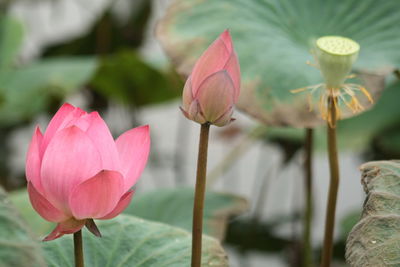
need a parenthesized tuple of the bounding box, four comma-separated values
(124, 188, 248, 240)
(337, 81, 400, 150)
(9, 190, 229, 266)
(346, 161, 400, 266)
(0, 188, 46, 267)
(10, 187, 248, 242)
(9, 189, 53, 236)
(0, 15, 24, 70)
(248, 79, 400, 152)
(0, 57, 97, 126)
(0, 16, 98, 127)
(157, 0, 400, 127)
(43, 215, 229, 267)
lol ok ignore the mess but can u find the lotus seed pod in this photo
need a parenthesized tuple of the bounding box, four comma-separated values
(315, 36, 360, 89)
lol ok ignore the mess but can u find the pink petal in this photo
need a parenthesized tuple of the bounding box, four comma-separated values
(28, 182, 69, 222)
(99, 190, 134, 220)
(84, 112, 120, 171)
(190, 32, 231, 95)
(182, 76, 193, 111)
(43, 218, 85, 241)
(41, 103, 85, 156)
(115, 125, 150, 192)
(179, 106, 190, 120)
(41, 126, 102, 213)
(213, 107, 234, 127)
(61, 111, 119, 170)
(224, 51, 241, 102)
(63, 112, 93, 132)
(26, 126, 44, 193)
(196, 70, 235, 123)
(188, 100, 206, 124)
(220, 29, 233, 52)
(69, 170, 124, 220)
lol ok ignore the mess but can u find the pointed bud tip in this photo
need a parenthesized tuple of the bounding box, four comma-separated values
(140, 124, 150, 131)
(220, 29, 233, 50)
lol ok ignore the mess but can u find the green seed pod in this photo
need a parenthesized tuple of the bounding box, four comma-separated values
(315, 36, 359, 89)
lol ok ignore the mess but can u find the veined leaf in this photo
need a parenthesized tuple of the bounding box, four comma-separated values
(157, 0, 400, 127)
(43, 215, 229, 267)
(346, 161, 400, 266)
(124, 188, 248, 240)
(0, 188, 46, 267)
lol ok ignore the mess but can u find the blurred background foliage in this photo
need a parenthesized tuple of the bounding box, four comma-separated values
(0, 0, 181, 189)
(0, 0, 399, 266)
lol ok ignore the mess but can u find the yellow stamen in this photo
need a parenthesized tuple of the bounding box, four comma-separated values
(307, 94, 312, 112)
(333, 96, 341, 120)
(291, 87, 309, 93)
(290, 68, 373, 122)
(349, 96, 364, 112)
(359, 86, 373, 103)
(343, 85, 355, 96)
(338, 95, 351, 110)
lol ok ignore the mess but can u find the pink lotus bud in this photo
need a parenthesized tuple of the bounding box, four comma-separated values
(25, 103, 150, 241)
(181, 30, 240, 126)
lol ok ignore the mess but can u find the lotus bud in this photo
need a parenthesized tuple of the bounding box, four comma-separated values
(181, 30, 241, 127)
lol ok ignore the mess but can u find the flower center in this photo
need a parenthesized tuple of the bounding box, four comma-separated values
(316, 36, 359, 56)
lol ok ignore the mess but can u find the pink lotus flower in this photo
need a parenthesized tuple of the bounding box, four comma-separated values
(181, 30, 241, 127)
(26, 103, 150, 241)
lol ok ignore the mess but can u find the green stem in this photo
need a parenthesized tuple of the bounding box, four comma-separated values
(191, 123, 210, 267)
(303, 128, 314, 267)
(321, 97, 340, 267)
(74, 230, 84, 267)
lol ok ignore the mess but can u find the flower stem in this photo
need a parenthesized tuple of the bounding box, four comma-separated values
(303, 128, 314, 267)
(74, 230, 84, 267)
(321, 97, 340, 267)
(191, 123, 210, 267)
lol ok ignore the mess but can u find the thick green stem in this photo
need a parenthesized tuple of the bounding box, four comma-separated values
(321, 97, 340, 267)
(74, 230, 84, 267)
(303, 128, 314, 267)
(191, 123, 210, 267)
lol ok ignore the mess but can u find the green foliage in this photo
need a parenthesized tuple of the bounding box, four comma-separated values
(346, 161, 400, 266)
(7, 189, 229, 266)
(90, 50, 180, 107)
(338, 81, 400, 150)
(264, 81, 400, 152)
(10, 188, 248, 241)
(124, 188, 248, 239)
(0, 15, 23, 70)
(0, 57, 97, 126)
(0, 188, 46, 267)
(157, 0, 400, 127)
(0, 15, 97, 128)
(9, 189, 53, 236)
(339, 210, 361, 240)
(43, 1, 152, 56)
(368, 124, 400, 160)
(43, 215, 228, 267)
